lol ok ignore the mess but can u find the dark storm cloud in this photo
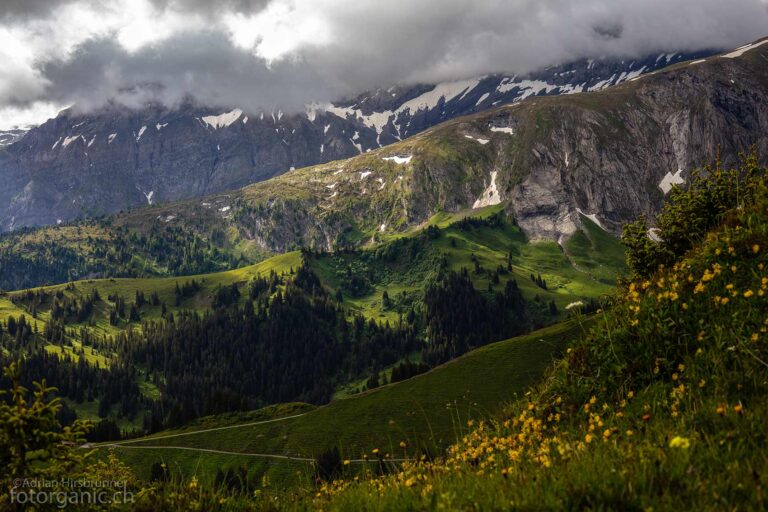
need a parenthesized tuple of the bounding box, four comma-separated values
(0, 0, 74, 17)
(41, 32, 338, 113)
(146, 0, 269, 15)
(3, 0, 768, 122)
(0, 0, 264, 18)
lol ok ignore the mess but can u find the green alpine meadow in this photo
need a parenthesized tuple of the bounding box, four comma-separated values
(2, 3, 768, 510)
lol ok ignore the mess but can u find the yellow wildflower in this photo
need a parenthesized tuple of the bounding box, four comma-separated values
(669, 436, 690, 449)
(744, 290, 754, 298)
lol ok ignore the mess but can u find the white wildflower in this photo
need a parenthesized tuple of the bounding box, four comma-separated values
(565, 301, 585, 311)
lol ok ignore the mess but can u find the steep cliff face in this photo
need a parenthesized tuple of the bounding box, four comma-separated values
(0, 51, 710, 231)
(509, 46, 768, 241)
(134, 40, 766, 253)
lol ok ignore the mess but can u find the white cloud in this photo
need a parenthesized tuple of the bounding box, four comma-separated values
(0, 101, 66, 130)
(224, 1, 332, 62)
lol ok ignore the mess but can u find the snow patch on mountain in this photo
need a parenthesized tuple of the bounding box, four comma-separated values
(490, 126, 515, 135)
(62, 135, 83, 148)
(401, 78, 481, 112)
(464, 135, 490, 145)
(724, 40, 768, 59)
(475, 92, 490, 106)
(576, 208, 606, 230)
(588, 74, 617, 91)
(656, 53, 677, 64)
(136, 187, 154, 205)
(323, 78, 482, 138)
(473, 171, 501, 208)
(382, 155, 412, 165)
(200, 109, 243, 129)
(659, 169, 685, 194)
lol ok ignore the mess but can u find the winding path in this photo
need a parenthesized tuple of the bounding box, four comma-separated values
(86, 412, 413, 464)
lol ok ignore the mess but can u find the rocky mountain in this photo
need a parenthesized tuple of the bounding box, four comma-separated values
(2, 39, 766, 292)
(0, 50, 712, 231)
(116, 39, 767, 252)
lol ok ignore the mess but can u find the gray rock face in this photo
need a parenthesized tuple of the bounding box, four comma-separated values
(210, 42, 768, 251)
(0, 50, 711, 232)
(505, 50, 768, 242)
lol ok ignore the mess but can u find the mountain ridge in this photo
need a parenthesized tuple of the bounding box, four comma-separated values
(116, 38, 768, 251)
(0, 50, 713, 231)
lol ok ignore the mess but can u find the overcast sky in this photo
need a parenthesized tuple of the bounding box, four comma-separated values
(1, 0, 767, 130)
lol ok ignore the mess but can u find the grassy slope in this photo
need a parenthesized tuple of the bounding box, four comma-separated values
(3, 211, 624, 345)
(1, 251, 301, 341)
(311, 213, 624, 323)
(292, 171, 768, 510)
(96, 320, 583, 487)
(565, 214, 628, 284)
